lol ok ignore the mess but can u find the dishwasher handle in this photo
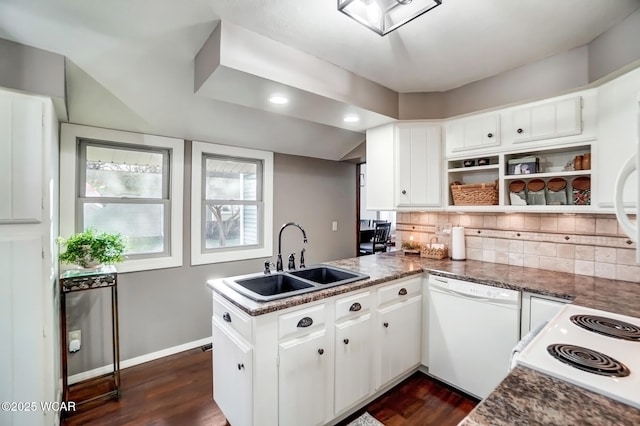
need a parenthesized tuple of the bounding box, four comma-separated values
(428, 276, 519, 306)
(429, 285, 491, 303)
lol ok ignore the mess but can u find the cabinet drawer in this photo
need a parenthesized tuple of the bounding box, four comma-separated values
(335, 291, 371, 322)
(377, 277, 422, 307)
(279, 303, 326, 340)
(213, 294, 252, 342)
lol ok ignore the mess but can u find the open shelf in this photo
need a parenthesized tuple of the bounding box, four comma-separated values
(447, 142, 593, 210)
(503, 169, 591, 181)
(448, 164, 500, 173)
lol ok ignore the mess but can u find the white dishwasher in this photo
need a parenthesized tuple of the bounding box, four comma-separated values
(428, 274, 520, 399)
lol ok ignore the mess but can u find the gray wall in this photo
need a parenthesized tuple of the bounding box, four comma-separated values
(67, 148, 357, 374)
(398, 7, 640, 120)
(589, 7, 640, 83)
(0, 38, 67, 118)
(0, 38, 65, 99)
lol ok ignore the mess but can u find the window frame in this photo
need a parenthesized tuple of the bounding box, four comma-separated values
(60, 124, 184, 273)
(191, 141, 273, 265)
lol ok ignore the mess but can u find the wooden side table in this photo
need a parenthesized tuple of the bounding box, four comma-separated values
(60, 265, 120, 408)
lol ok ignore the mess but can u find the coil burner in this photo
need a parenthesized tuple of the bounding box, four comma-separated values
(570, 314, 640, 341)
(546, 344, 630, 377)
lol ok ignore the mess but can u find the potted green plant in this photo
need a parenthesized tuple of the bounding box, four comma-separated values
(57, 228, 126, 269)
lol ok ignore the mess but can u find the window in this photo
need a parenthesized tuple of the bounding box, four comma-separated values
(192, 142, 273, 265)
(60, 124, 184, 272)
(79, 141, 169, 257)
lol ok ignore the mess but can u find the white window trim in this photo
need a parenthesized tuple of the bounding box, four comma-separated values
(191, 141, 273, 265)
(60, 124, 184, 273)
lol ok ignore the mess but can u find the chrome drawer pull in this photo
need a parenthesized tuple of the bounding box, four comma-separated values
(349, 302, 362, 312)
(297, 317, 313, 328)
(398, 288, 407, 296)
(222, 312, 232, 322)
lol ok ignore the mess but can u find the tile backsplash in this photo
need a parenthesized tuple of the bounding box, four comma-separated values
(396, 212, 640, 283)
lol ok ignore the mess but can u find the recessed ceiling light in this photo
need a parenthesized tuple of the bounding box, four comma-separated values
(344, 114, 360, 123)
(269, 95, 288, 105)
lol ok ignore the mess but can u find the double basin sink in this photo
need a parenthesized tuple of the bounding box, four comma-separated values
(223, 265, 370, 302)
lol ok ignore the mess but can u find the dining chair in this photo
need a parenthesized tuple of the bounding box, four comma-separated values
(359, 222, 391, 255)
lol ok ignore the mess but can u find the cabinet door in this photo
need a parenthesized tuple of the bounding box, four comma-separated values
(0, 236, 44, 426)
(378, 295, 422, 387)
(511, 97, 582, 143)
(279, 329, 330, 426)
(0, 93, 43, 223)
(365, 124, 395, 210)
(212, 319, 253, 426)
(596, 67, 640, 209)
(445, 115, 499, 155)
(529, 296, 566, 332)
(334, 314, 372, 415)
(396, 125, 442, 208)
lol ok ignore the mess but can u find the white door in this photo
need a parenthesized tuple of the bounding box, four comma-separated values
(334, 314, 372, 415)
(212, 319, 253, 426)
(378, 295, 422, 387)
(279, 329, 330, 426)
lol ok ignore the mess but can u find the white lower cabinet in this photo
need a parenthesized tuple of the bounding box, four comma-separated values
(521, 292, 569, 336)
(210, 275, 425, 426)
(278, 302, 330, 426)
(279, 329, 330, 426)
(376, 277, 423, 388)
(334, 312, 372, 415)
(212, 317, 253, 426)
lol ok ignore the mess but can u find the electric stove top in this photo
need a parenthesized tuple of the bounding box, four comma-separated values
(516, 304, 640, 409)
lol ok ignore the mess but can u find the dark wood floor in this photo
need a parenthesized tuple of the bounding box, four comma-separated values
(62, 348, 476, 426)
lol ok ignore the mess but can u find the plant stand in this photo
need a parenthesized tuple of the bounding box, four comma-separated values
(59, 265, 120, 415)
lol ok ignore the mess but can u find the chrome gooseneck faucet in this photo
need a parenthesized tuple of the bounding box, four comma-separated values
(276, 222, 308, 272)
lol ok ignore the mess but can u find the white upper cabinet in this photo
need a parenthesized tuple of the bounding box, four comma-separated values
(395, 124, 442, 208)
(506, 96, 584, 145)
(595, 67, 640, 210)
(444, 113, 500, 157)
(0, 91, 44, 223)
(366, 124, 396, 211)
(366, 122, 442, 211)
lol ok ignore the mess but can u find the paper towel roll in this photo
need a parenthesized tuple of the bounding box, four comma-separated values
(451, 226, 466, 260)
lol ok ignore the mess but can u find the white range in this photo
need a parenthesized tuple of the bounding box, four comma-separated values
(516, 304, 640, 409)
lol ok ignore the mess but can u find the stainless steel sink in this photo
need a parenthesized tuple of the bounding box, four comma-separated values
(223, 264, 369, 302)
(288, 265, 369, 286)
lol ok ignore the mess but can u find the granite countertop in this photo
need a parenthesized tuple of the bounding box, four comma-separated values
(208, 251, 640, 318)
(207, 252, 640, 424)
(460, 366, 640, 426)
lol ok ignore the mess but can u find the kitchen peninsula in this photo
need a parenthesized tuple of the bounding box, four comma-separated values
(208, 252, 640, 425)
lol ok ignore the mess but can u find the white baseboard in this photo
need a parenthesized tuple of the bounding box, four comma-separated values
(68, 336, 212, 385)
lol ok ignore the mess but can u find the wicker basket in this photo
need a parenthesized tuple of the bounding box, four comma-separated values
(421, 238, 448, 260)
(451, 181, 499, 206)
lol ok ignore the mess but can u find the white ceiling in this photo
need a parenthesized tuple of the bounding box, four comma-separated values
(0, 0, 638, 160)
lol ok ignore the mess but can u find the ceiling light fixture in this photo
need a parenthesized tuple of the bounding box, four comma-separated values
(269, 95, 289, 105)
(343, 114, 360, 123)
(338, 0, 442, 36)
